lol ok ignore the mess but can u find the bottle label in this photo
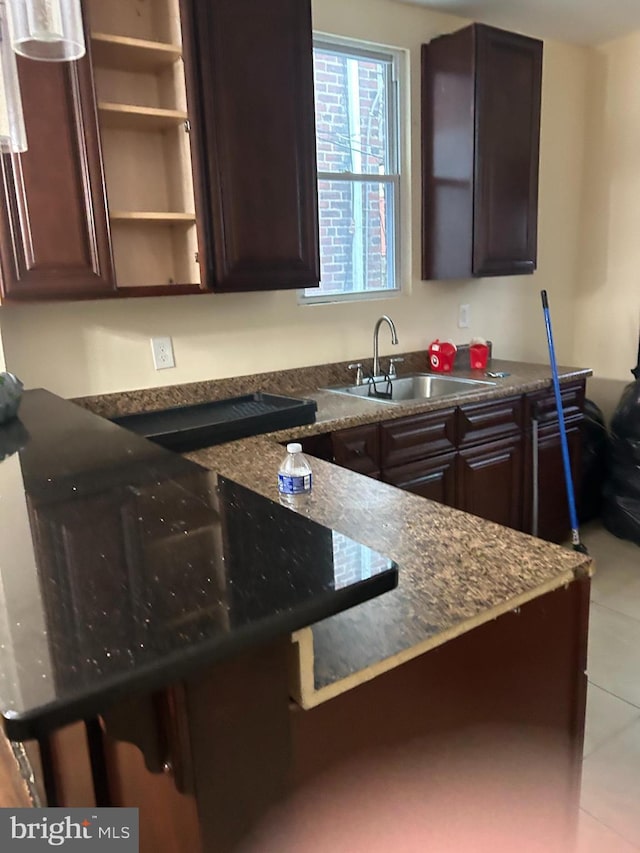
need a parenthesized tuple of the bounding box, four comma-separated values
(278, 473, 312, 495)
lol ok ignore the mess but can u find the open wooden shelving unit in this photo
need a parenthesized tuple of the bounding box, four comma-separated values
(86, 0, 201, 289)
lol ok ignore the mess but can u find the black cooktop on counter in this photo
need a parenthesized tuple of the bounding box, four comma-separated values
(0, 391, 397, 741)
(110, 392, 317, 452)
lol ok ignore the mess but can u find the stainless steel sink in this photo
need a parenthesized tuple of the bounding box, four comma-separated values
(322, 373, 497, 404)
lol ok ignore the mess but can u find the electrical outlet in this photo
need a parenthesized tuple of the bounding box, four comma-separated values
(151, 336, 175, 370)
(458, 303, 471, 329)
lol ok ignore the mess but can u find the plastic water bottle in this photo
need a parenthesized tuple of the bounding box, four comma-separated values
(278, 443, 313, 507)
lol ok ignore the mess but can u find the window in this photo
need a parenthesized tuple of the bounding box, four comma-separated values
(301, 37, 402, 304)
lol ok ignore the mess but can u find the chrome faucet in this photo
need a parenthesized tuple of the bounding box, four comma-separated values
(372, 315, 399, 378)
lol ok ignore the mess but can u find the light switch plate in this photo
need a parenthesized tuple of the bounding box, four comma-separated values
(151, 336, 175, 370)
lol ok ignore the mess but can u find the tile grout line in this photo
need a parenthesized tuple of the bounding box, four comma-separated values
(582, 709, 640, 761)
(586, 680, 640, 712)
(580, 806, 640, 851)
(582, 523, 640, 851)
(589, 600, 640, 626)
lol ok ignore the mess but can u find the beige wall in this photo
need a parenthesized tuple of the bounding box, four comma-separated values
(572, 29, 640, 420)
(0, 0, 590, 399)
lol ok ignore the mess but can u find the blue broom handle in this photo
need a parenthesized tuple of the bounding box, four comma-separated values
(541, 290, 580, 540)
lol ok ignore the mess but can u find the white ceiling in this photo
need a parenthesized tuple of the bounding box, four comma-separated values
(396, 0, 640, 45)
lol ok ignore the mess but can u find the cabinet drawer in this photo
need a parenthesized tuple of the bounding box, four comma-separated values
(331, 424, 380, 475)
(524, 381, 585, 427)
(380, 408, 456, 468)
(457, 396, 523, 447)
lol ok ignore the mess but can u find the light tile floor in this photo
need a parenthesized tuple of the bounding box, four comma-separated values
(578, 522, 640, 851)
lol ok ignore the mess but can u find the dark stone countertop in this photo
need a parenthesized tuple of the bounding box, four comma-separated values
(180, 359, 594, 706)
(73, 355, 592, 426)
(72, 357, 594, 707)
(188, 436, 593, 707)
(0, 391, 397, 741)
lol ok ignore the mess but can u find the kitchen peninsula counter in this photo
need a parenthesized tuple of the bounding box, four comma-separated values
(164, 355, 591, 704)
(0, 362, 594, 851)
(188, 435, 591, 706)
(77, 355, 596, 712)
(0, 391, 398, 742)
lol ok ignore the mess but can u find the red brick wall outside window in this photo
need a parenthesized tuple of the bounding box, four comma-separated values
(303, 41, 400, 301)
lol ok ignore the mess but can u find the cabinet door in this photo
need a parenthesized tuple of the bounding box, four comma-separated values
(457, 435, 524, 530)
(523, 422, 583, 544)
(182, 0, 319, 293)
(473, 25, 542, 276)
(332, 424, 380, 476)
(0, 52, 114, 300)
(383, 453, 457, 506)
(421, 23, 541, 280)
(421, 29, 475, 281)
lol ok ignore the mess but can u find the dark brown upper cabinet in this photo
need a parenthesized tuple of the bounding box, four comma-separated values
(0, 53, 115, 301)
(421, 24, 543, 280)
(0, 0, 320, 302)
(181, 0, 320, 293)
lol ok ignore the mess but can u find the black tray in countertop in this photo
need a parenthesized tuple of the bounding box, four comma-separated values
(110, 392, 317, 453)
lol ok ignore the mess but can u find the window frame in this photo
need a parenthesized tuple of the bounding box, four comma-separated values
(299, 34, 404, 306)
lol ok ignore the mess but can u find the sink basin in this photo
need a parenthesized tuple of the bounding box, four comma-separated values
(322, 373, 496, 404)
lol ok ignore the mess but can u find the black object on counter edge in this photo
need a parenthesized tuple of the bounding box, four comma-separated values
(111, 392, 317, 453)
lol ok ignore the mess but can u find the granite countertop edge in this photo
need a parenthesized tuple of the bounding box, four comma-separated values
(291, 565, 581, 709)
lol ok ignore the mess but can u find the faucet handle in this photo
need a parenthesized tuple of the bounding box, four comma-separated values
(348, 363, 364, 386)
(388, 357, 404, 379)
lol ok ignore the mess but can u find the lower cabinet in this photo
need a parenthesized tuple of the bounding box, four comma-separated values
(331, 423, 380, 477)
(382, 452, 457, 505)
(457, 435, 524, 530)
(523, 421, 583, 544)
(301, 381, 585, 543)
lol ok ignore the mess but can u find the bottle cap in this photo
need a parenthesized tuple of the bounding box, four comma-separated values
(287, 442, 302, 453)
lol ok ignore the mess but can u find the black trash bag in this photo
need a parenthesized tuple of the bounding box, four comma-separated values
(602, 379, 640, 545)
(579, 398, 609, 524)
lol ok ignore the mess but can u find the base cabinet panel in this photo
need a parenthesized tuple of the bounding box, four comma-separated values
(524, 422, 583, 544)
(331, 424, 380, 476)
(290, 580, 589, 847)
(383, 452, 457, 505)
(456, 435, 524, 530)
(9, 582, 588, 852)
(304, 382, 585, 542)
